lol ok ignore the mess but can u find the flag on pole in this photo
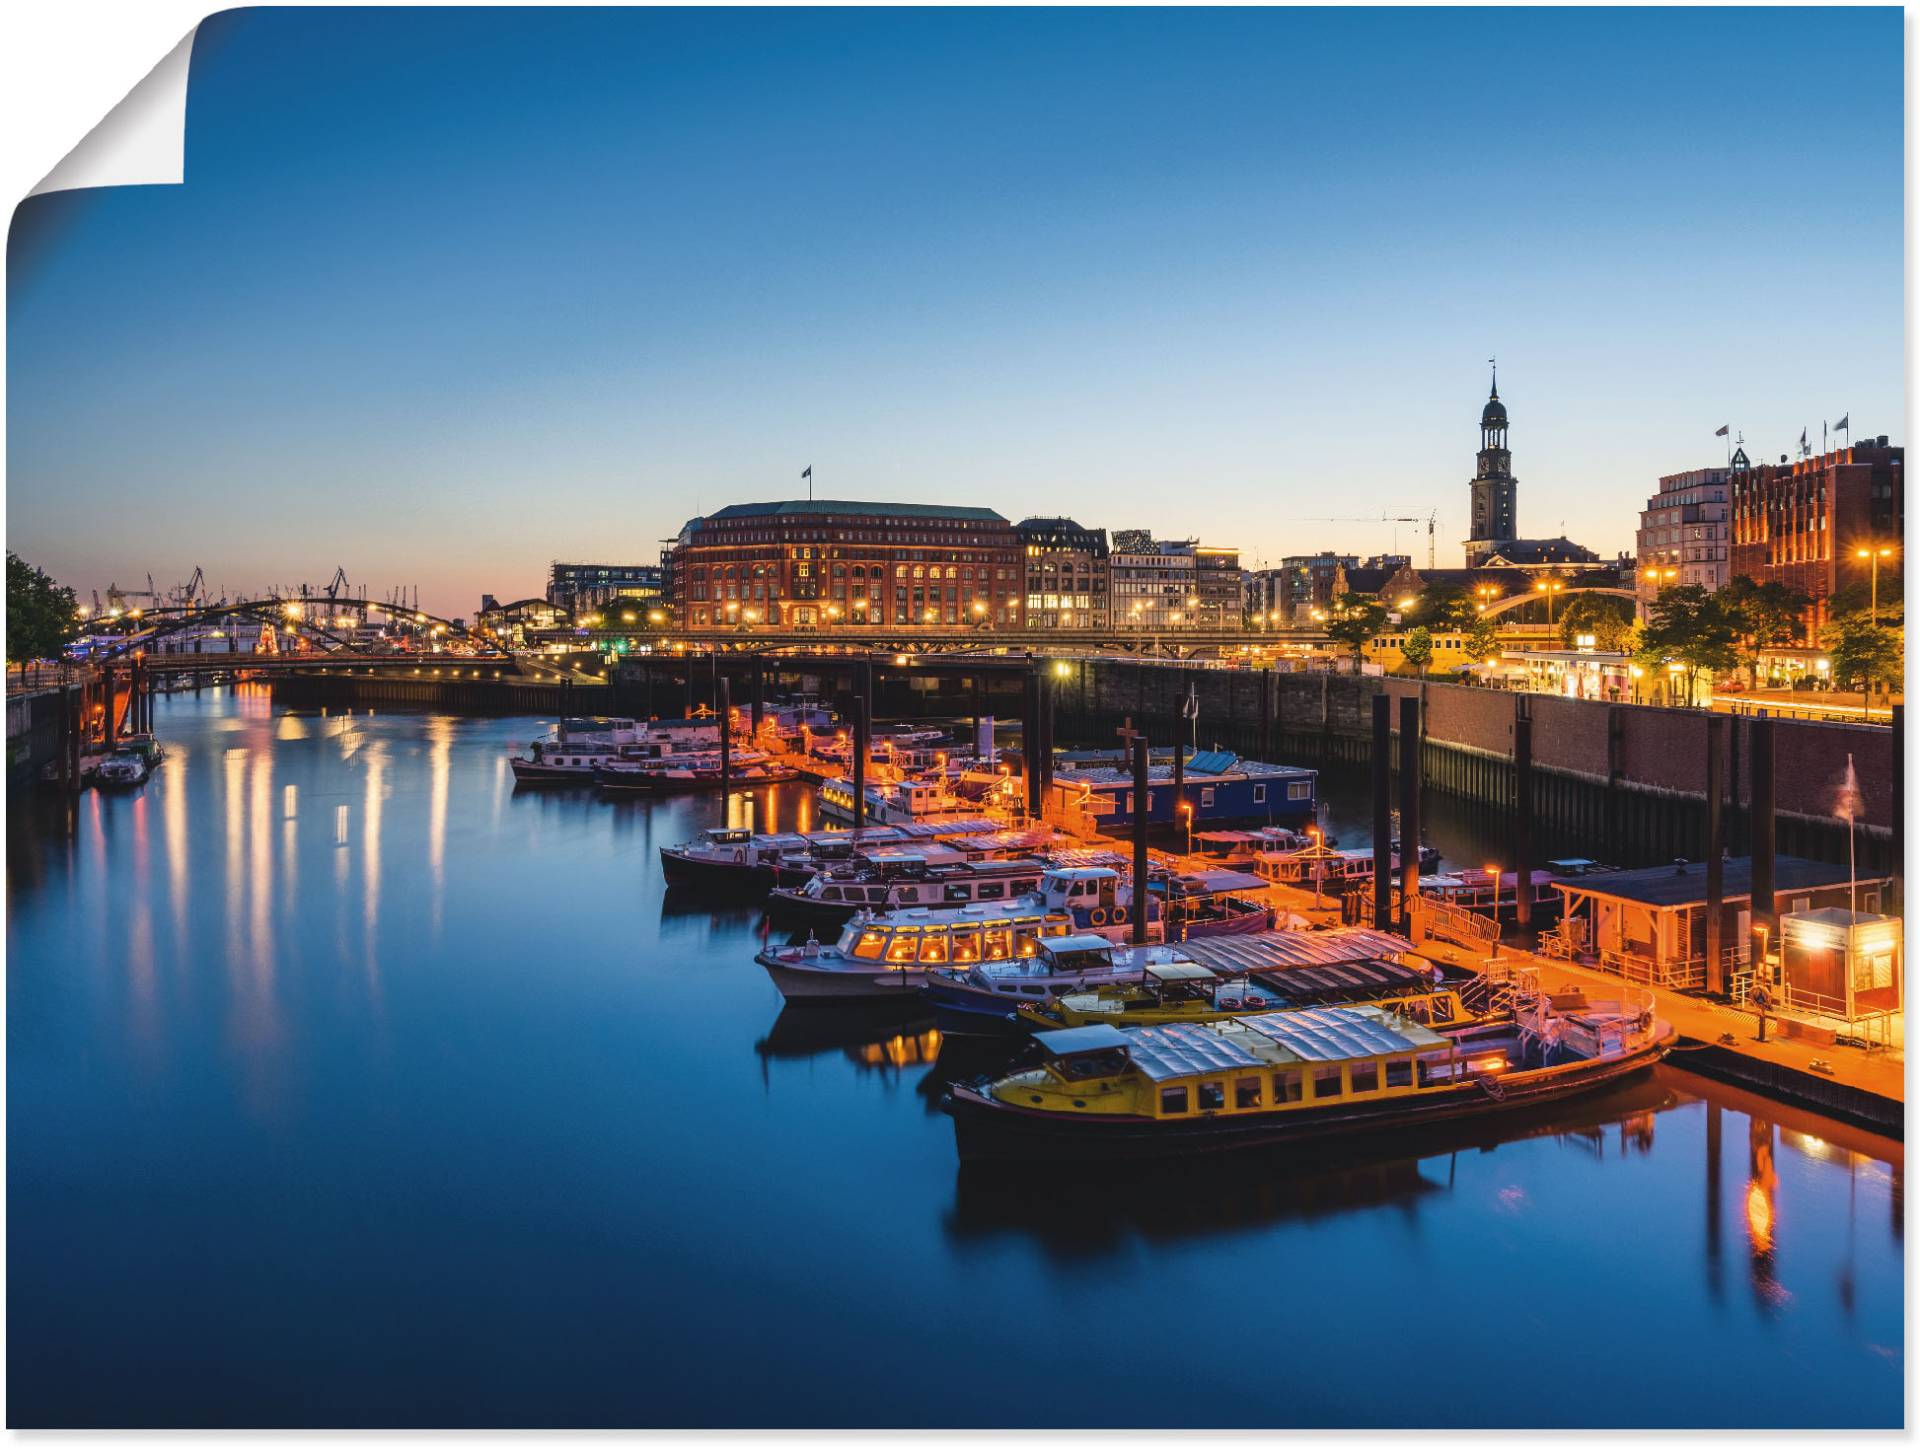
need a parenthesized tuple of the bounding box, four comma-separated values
(801, 466, 811, 481)
(1836, 413, 1850, 432)
(1714, 424, 1730, 437)
(1834, 754, 1863, 821)
(1799, 427, 1808, 455)
(1180, 682, 1199, 724)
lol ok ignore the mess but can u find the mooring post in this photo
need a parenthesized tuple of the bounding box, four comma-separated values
(718, 675, 732, 817)
(1750, 712, 1777, 980)
(1514, 696, 1533, 936)
(104, 669, 118, 748)
(852, 661, 871, 837)
(1705, 714, 1727, 995)
(1372, 694, 1392, 931)
(1398, 694, 1420, 937)
(751, 656, 764, 738)
(1023, 665, 1042, 817)
(1892, 703, 1905, 920)
(1132, 735, 1150, 946)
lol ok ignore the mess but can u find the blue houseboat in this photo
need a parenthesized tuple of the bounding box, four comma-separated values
(1048, 749, 1316, 829)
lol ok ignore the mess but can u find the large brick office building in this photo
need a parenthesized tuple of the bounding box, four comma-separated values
(668, 499, 1023, 629)
(1729, 438, 1903, 637)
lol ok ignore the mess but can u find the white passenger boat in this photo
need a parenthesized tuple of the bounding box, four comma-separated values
(816, 776, 977, 826)
(921, 933, 1191, 1036)
(754, 901, 1077, 1002)
(509, 716, 721, 785)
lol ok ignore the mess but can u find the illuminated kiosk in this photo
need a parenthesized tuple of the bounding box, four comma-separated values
(1779, 908, 1903, 1039)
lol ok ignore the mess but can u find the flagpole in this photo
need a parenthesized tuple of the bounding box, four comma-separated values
(1848, 752, 1857, 920)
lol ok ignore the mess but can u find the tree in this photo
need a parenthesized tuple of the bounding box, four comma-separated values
(1822, 616, 1903, 697)
(1557, 591, 1634, 652)
(1634, 584, 1739, 707)
(6, 552, 78, 664)
(1829, 564, 1904, 627)
(1400, 626, 1434, 677)
(1415, 583, 1477, 631)
(1324, 597, 1387, 663)
(1463, 615, 1500, 665)
(1720, 575, 1813, 685)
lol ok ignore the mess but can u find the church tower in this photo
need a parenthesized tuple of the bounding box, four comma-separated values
(1466, 363, 1517, 565)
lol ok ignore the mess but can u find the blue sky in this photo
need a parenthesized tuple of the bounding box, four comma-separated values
(8, 7, 1904, 615)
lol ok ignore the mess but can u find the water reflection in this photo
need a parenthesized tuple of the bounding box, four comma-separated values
(6, 694, 1903, 1430)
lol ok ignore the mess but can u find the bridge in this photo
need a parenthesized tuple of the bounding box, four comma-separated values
(86, 597, 492, 659)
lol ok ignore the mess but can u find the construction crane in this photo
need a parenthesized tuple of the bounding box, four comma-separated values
(1301, 510, 1440, 569)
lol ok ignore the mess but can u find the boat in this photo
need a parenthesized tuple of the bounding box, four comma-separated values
(1048, 749, 1318, 828)
(920, 933, 1191, 1036)
(944, 985, 1673, 1161)
(754, 901, 1077, 1002)
(94, 748, 152, 789)
(1023, 957, 1477, 1033)
(1155, 867, 1276, 939)
(509, 716, 721, 785)
(816, 776, 977, 826)
(596, 749, 797, 793)
(1253, 840, 1440, 889)
(766, 851, 1051, 929)
(1192, 827, 1316, 863)
(658, 818, 1015, 895)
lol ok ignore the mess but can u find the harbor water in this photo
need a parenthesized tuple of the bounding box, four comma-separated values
(6, 691, 1903, 1428)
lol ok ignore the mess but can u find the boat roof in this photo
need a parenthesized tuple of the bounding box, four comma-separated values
(1035, 1023, 1129, 1056)
(1146, 961, 1217, 983)
(867, 900, 1066, 924)
(1551, 855, 1877, 909)
(1174, 928, 1413, 973)
(1235, 1006, 1449, 1061)
(1046, 866, 1119, 881)
(1173, 868, 1268, 895)
(1039, 933, 1115, 956)
(1195, 829, 1300, 844)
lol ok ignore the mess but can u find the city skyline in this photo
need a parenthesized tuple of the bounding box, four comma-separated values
(9, 7, 1904, 616)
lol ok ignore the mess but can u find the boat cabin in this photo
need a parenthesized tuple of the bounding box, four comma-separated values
(837, 905, 1072, 966)
(1023, 1007, 1460, 1117)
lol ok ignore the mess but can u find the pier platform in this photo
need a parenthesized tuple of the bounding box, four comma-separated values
(1411, 933, 1904, 1138)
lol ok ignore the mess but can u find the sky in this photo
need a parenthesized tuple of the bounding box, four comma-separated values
(7, 7, 1905, 617)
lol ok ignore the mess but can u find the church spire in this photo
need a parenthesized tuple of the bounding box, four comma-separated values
(1489, 355, 1498, 399)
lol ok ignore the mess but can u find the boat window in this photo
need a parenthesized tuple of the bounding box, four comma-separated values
(1041, 921, 1070, 938)
(1252, 784, 1267, 804)
(944, 885, 972, 903)
(1196, 1081, 1226, 1111)
(1020, 986, 1046, 996)
(885, 932, 920, 964)
(1289, 782, 1311, 801)
(950, 927, 983, 963)
(1349, 1062, 1379, 1094)
(852, 929, 887, 960)
(1159, 1086, 1189, 1115)
(983, 926, 1012, 960)
(1385, 1059, 1414, 1089)
(1234, 1077, 1262, 1109)
(1273, 1069, 1304, 1104)
(977, 883, 1005, 900)
(1201, 787, 1216, 808)
(1013, 926, 1041, 958)
(917, 930, 950, 964)
(1311, 1065, 1344, 1101)
(822, 887, 843, 902)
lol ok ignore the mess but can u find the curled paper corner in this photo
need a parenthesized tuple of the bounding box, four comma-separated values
(29, 26, 198, 198)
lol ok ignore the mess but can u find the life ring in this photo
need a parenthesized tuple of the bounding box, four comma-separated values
(1112, 905, 1128, 925)
(1089, 907, 1108, 926)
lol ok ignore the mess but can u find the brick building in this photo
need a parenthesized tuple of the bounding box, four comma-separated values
(1635, 465, 1732, 605)
(1729, 438, 1903, 637)
(1016, 516, 1109, 629)
(1247, 554, 1358, 623)
(667, 500, 1021, 629)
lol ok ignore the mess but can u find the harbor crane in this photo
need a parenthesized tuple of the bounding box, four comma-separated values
(1302, 510, 1440, 569)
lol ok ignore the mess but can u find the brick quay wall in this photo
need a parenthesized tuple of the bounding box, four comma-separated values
(1045, 661, 1897, 874)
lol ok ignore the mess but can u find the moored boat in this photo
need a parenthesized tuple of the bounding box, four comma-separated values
(754, 901, 1076, 1002)
(920, 933, 1190, 1036)
(944, 986, 1673, 1162)
(767, 851, 1050, 929)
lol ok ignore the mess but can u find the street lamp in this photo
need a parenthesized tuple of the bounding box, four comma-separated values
(1853, 543, 1896, 625)
(1533, 578, 1564, 630)
(1180, 801, 1194, 859)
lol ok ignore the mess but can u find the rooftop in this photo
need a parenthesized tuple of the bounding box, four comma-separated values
(703, 499, 1008, 523)
(1551, 855, 1884, 909)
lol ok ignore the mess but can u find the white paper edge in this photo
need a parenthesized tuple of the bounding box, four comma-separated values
(28, 25, 197, 197)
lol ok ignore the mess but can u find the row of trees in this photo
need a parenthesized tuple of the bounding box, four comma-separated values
(1319, 570, 1904, 700)
(7, 552, 79, 665)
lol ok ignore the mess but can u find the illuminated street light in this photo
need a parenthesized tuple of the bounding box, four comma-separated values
(1853, 543, 1897, 625)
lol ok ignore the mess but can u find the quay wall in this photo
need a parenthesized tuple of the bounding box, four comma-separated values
(6, 685, 78, 792)
(1046, 662, 1896, 873)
